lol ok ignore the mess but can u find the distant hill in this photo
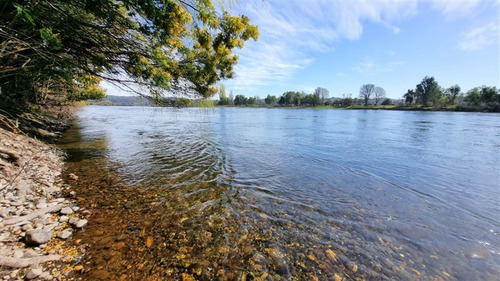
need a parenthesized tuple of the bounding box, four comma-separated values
(90, 95, 153, 106)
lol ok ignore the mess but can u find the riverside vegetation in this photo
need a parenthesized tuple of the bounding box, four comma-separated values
(1, 0, 257, 279)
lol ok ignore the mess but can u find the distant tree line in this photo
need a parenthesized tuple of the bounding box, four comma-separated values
(402, 76, 499, 110)
(216, 77, 499, 111)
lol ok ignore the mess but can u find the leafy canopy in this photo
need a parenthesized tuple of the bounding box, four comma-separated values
(0, 0, 258, 105)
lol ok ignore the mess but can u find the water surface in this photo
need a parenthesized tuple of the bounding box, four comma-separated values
(59, 106, 500, 280)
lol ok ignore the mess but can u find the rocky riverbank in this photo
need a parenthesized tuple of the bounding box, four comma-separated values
(0, 126, 88, 280)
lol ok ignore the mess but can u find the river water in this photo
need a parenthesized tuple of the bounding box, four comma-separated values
(59, 106, 499, 280)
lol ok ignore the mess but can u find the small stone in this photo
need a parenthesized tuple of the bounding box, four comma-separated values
(59, 216, 69, 223)
(71, 206, 80, 212)
(68, 173, 78, 181)
(57, 230, 72, 239)
(74, 265, 84, 271)
(44, 223, 58, 231)
(23, 249, 38, 258)
(22, 224, 33, 231)
(73, 219, 88, 229)
(25, 229, 52, 245)
(60, 207, 74, 215)
(39, 272, 52, 280)
(25, 268, 42, 280)
(36, 202, 48, 209)
(13, 250, 23, 259)
(69, 218, 78, 224)
(90, 270, 110, 280)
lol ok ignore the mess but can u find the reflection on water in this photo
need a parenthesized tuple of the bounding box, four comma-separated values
(59, 106, 500, 280)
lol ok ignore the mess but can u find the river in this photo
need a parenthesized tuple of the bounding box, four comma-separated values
(58, 106, 499, 280)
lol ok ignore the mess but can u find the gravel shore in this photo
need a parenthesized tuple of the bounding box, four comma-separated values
(0, 128, 88, 280)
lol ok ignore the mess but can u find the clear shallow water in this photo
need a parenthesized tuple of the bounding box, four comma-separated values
(61, 106, 499, 280)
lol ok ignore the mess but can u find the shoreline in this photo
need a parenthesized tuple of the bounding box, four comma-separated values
(0, 111, 88, 280)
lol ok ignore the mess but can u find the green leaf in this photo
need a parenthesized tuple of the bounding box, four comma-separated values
(13, 3, 35, 26)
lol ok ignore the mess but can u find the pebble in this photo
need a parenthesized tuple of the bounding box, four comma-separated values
(21, 224, 33, 231)
(44, 223, 59, 231)
(60, 207, 74, 215)
(36, 202, 48, 209)
(57, 230, 72, 239)
(68, 173, 79, 181)
(25, 229, 52, 245)
(24, 249, 38, 258)
(25, 268, 42, 280)
(73, 219, 88, 229)
(0, 127, 85, 280)
(39, 272, 52, 280)
(69, 217, 79, 224)
(13, 250, 23, 259)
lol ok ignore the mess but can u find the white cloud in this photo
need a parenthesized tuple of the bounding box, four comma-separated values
(431, 0, 482, 20)
(352, 59, 406, 75)
(459, 22, 500, 51)
(225, 0, 489, 93)
(226, 0, 418, 92)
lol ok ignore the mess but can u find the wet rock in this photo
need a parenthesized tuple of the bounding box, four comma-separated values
(68, 173, 78, 181)
(60, 207, 73, 215)
(25, 229, 51, 245)
(90, 270, 110, 280)
(25, 268, 42, 280)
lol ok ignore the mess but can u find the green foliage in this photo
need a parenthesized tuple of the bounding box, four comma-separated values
(415, 77, 442, 106)
(233, 94, 247, 105)
(404, 89, 416, 105)
(264, 95, 277, 105)
(173, 98, 192, 107)
(445, 85, 461, 105)
(218, 97, 230, 105)
(1, 0, 258, 106)
(381, 98, 392, 105)
(465, 86, 500, 105)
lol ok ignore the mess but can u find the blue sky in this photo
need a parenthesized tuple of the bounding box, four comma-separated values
(221, 0, 500, 99)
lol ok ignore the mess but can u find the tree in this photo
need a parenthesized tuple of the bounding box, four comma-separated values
(415, 77, 441, 106)
(374, 87, 386, 105)
(359, 84, 375, 106)
(381, 98, 392, 105)
(233, 94, 247, 106)
(314, 87, 329, 104)
(403, 89, 416, 105)
(247, 97, 256, 105)
(445, 85, 461, 105)
(264, 95, 277, 105)
(0, 0, 258, 107)
(465, 88, 481, 105)
(480, 86, 500, 103)
(217, 84, 230, 105)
